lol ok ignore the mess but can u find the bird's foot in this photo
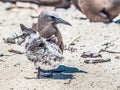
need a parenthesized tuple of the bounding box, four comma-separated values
(35, 68, 53, 79)
(37, 72, 53, 79)
(42, 73, 53, 78)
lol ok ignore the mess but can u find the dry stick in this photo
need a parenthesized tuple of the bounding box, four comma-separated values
(30, 15, 39, 18)
(98, 42, 113, 53)
(89, 37, 119, 54)
(68, 35, 81, 46)
(65, 35, 80, 52)
(64, 79, 72, 84)
(24, 77, 36, 79)
(3, 33, 25, 44)
(0, 60, 5, 62)
(6, 5, 37, 10)
(8, 49, 24, 54)
(84, 58, 111, 64)
(0, 53, 11, 57)
(81, 52, 102, 58)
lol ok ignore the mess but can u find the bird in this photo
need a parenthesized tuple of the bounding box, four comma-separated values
(75, 0, 120, 22)
(20, 10, 71, 78)
(20, 24, 64, 78)
(33, 10, 71, 52)
(39, 0, 71, 9)
(2, 0, 74, 9)
(72, 0, 82, 11)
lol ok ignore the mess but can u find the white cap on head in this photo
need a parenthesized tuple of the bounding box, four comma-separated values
(42, 10, 60, 19)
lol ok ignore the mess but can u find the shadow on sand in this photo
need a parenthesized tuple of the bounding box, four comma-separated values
(114, 19, 120, 24)
(103, 19, 120, 24)
(39, 65, 88, 80)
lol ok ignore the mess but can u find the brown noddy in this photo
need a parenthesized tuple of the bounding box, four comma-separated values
(75, 0, 120, 22)
(34, 10, 71, 52)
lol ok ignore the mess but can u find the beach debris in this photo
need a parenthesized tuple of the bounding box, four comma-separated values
(14, 63, 20, 67)
(0, 60, 5, 62)
(81, 51, 102, 58)
(64, 79, 72, 84)
(65, 45, 77, 52)
(95, 38, 118, 53)
(3, 33, 25, 45)
(0, 53, 10, 57)
(96, 42, 114, 53)
(8, 49, 24, 54)
(115, 56, 120, 59)
(30, 15, 39, 18)
(84, 58, 111, 64)
(3, 37, 16, 44)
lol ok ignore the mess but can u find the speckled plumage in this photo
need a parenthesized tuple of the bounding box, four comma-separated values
(20, 24, 64, 71)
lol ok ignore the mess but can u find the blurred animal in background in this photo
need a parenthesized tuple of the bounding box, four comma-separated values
(38, 0, 71, 9)
(1, 0, 77, 9)
(20, 24, 64, 78)
(1, 0, 120, 22)
(75, 0, 120, 22)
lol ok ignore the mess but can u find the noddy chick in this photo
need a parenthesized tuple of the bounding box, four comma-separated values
(20, 24, 64, 78)
(34, 10, 71, 52)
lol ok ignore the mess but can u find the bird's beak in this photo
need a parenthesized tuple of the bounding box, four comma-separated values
(57, 18, 72, 26)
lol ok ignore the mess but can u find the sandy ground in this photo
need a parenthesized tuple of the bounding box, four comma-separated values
(0, 2, 120, 90)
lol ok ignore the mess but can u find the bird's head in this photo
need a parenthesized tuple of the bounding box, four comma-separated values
(38, 10, 72, 27)
(20, 24, 40, 41)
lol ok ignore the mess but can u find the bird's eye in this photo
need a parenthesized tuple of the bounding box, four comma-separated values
(50, 16, 56, 20)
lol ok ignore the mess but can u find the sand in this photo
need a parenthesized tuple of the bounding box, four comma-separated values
(0, 2, 120, 90)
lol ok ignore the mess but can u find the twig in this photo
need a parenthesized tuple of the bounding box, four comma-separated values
(68, 35, 81, 46)
(30, 15, 38, 18)
(3, 34, 25, 44)
(81, 51, 102, 58)
(0, 60, 5, 62)
(102, 50, 120, 54)
(64, 79, 72, 84)
(84, 58, 111, 64)
(0, 53, 11, 57)
(24, 77, 36, 79)
(96, 37, 119, 53)
(8, 49, 24, 54)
